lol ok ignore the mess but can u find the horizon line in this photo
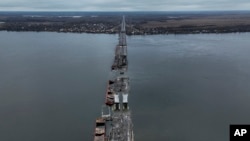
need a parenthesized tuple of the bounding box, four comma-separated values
(1, 10, 250, 12)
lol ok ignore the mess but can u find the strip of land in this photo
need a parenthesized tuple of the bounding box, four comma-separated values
(1, 12, 250, 34)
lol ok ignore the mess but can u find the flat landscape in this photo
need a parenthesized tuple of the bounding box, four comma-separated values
(1, 11, 250, 34)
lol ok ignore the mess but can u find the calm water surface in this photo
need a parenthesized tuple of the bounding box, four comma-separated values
(0, 32, 250, 141)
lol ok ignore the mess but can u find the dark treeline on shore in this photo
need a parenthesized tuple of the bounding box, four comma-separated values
(1, 11, 250, 34)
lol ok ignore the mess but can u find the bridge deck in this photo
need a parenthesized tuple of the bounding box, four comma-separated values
(93, 16, 134, 141)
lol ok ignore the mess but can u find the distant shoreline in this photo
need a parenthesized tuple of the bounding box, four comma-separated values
(1, 29, 250, 35)
(1, 11, 250, 35)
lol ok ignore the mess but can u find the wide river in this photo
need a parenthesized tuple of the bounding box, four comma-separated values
(0, 31, 250, 141)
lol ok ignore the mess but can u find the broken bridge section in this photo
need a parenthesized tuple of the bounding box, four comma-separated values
(93, 16, 134, 141)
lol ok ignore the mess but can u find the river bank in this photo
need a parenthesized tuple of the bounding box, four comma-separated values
(1, 11, 250, 35)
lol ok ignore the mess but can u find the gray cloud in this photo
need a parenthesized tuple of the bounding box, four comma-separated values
(0, 0, 249, 11)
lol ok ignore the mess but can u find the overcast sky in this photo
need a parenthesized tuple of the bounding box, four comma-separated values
(0, 0, 250, 11)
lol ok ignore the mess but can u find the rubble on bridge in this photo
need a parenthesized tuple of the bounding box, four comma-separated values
(93, 16, 134, 141)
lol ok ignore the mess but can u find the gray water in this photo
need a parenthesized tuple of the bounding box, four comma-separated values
(0, 32, 250, 141)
